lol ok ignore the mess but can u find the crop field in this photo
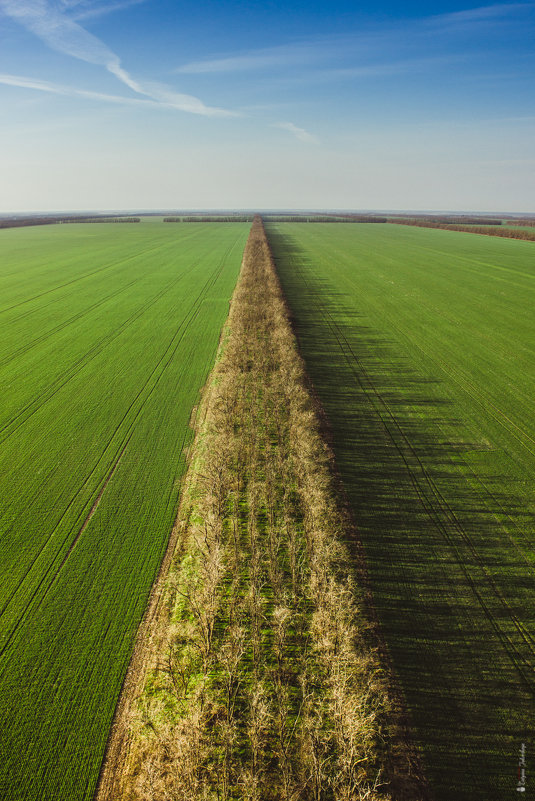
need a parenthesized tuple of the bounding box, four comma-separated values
(0, 221, 249, 800)
(266, 222, 535, 801)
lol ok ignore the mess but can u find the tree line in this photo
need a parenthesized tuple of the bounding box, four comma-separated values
(100, 217, 428, 801)
(0, 215, 140, 229)
(164, 215, 255, 222)
(263, 215, 388, 223)
(389, 219, 535, 241)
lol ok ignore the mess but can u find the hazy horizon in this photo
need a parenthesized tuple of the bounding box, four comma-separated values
(1, 0, 534, 213)
(3, 207, 535, 217)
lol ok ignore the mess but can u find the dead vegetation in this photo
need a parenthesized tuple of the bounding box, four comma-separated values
(100, 217, 427, 801)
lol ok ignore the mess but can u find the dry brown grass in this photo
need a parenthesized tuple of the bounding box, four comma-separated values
(97, 217, 429, 801)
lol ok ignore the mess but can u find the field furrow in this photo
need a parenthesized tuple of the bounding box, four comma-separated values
(266, 222, 535, 801)
(0, 221, 249, 800)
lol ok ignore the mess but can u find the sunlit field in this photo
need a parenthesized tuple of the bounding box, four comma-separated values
(0, 221, 249, 800)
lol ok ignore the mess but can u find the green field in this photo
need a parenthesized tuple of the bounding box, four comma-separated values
(0, 221, 249, 800)
(266, 222, 535, 801)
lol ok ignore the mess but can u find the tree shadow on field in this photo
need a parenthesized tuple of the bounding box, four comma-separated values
(266, 226, 535, 801)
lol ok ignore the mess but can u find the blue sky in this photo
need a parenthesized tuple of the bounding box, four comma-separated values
(0, 0, 534, 211)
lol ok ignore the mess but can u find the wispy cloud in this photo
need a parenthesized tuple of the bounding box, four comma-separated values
(0, 72, 182, 109)
(0, 0, 234, 116)
(175, 3, 533, 80)
(426, 3, 533, 27)
(0, 0, 119, 66)
(176, 43, 322, 75)
(0, 71, 150, 104)
(133, 79, 239, 116)
(65, 0, 147, 22)
(273, 122, 319, 144)
(0, 71, 237, 116)
(301, 54, 466, 85)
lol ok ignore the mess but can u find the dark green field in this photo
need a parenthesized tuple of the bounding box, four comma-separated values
(266, 222, 535, 801)
(0, 221, 249, 800)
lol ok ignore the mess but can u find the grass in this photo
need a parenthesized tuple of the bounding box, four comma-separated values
(266, 221, 535, 801)
(0, 221, 249, 801)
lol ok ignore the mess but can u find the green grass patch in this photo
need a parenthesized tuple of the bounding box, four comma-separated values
(266, 221, 535, 801)
(0, 221, 249, 800)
